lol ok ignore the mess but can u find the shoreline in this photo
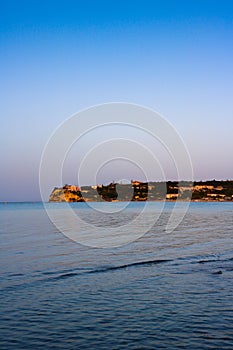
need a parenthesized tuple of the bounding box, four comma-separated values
(48, 199, 233, 203)
(49, 180, 233, 203)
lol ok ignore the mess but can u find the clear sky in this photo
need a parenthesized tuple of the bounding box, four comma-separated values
(1, 0, 233, 201)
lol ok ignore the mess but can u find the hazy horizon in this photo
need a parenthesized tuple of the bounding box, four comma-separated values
(1, 0, 233, 201)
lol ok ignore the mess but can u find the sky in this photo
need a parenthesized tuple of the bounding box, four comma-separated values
(1, 0, 233, 201)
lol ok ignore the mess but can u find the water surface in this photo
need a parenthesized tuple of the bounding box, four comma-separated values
(0, 202, 233, 349)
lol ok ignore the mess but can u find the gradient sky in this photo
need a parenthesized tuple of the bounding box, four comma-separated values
(1, 0, 233, 201)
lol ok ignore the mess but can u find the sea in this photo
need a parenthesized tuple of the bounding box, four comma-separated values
(0, 202, 233, 349)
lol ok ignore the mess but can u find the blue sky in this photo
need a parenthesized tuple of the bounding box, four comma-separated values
(1, 0, 233, 201)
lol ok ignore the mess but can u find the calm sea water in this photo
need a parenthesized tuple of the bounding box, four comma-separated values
(0, 202, 233, 349)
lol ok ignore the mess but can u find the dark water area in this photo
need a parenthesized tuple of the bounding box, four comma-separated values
(0, 202, 233, 349)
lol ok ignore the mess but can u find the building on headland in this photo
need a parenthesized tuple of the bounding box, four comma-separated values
(97, 183, 118, 201)
(194, 185, 214, 191)
(49, 180, 233, 202)
(131, 180, 142, 187)
(131, 181, 148, 201)
(63, 185, 81, 192)
(166, 193, 179, 200)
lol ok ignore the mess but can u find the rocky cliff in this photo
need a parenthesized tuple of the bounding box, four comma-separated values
(49, 187, 84, 202)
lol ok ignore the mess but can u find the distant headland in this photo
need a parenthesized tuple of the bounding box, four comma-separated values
(49, 180, 233, 202)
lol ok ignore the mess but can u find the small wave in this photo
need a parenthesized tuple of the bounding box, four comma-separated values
(198, 256, 233, 264)
(198, 259, 219, 264)
(99, 259, 171, 271)
(53, 272, 79, 280)
(212, 270, 223, 275)
(8, 273, 24, 277)
(53, 259, 171, 280)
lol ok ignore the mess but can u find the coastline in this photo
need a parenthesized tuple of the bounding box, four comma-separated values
(49, 180, 233, 203)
